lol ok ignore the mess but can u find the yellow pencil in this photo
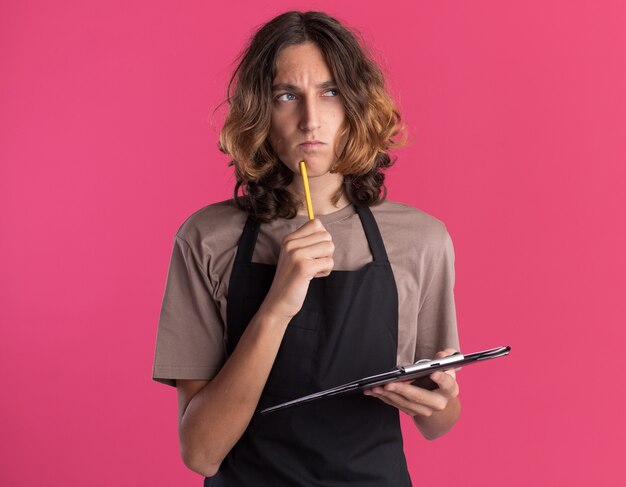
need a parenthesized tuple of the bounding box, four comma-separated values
(299, 161, 315, 220)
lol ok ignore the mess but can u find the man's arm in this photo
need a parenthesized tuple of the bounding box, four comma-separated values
(412, 383, 461, 440)
(176, 218, 336, 477)
(177, 309, 290, 477)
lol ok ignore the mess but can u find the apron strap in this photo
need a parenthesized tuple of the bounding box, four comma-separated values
(356, 205, 390, 262)
(234, 216, 260, 264)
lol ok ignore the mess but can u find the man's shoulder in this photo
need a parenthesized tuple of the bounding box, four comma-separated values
(372, 199, 450, 246)
(174, 199, 247, 246)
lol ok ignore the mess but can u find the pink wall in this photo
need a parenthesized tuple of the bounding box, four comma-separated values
(2, 1, 625, 485)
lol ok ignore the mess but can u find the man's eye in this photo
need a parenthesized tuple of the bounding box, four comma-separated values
(276, 93, 296, 101)
(275, 89, 338, 101)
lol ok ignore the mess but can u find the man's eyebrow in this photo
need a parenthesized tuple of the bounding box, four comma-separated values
(271, 80, 337, 91)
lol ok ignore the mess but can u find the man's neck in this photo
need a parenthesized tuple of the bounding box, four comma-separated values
(289, 172, 349, 216)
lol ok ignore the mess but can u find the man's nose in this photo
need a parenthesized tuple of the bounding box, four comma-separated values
(298, 97, 321, 132)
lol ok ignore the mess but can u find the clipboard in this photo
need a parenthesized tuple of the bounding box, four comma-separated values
(260, 345, 511, 414)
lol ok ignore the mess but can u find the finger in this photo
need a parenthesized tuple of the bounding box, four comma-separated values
(434, 348, 458, 359)
(294, 240, 335, 260)
(307, 257, 335, 277)
(291, 218, 326, 236)
(374, 389, 438, 417)
(430, 372, 459, 399)
(444, 368, 456, 380)
(365, 389, 435, 417)
(283, 231, 332, 253)
(313, 259, 334, 278)
(383, 382, 449, 411)
(433, 348, 460, 378)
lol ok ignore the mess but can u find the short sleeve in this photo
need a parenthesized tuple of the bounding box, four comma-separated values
(152, 235, 227, 387)
(414, 227, 460, 361)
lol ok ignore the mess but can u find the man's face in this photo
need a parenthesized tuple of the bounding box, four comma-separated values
(268, 42, 347, 179)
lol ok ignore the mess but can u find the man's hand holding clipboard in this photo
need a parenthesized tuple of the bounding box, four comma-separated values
(363, 348, 461, 420)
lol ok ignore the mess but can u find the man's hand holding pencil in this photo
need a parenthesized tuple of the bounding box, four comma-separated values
(259, 162, 335, 321)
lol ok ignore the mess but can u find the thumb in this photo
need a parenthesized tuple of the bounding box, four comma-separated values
(434, 348, 458, 358)
(435, 348, 462, 373)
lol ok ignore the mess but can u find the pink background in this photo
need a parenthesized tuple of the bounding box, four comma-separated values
(2, 1, 625, 485)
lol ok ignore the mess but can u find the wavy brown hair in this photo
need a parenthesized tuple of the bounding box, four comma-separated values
(217, 11, 407, 222)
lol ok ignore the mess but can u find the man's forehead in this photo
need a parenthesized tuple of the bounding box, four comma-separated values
(275, 43, 328, 69)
